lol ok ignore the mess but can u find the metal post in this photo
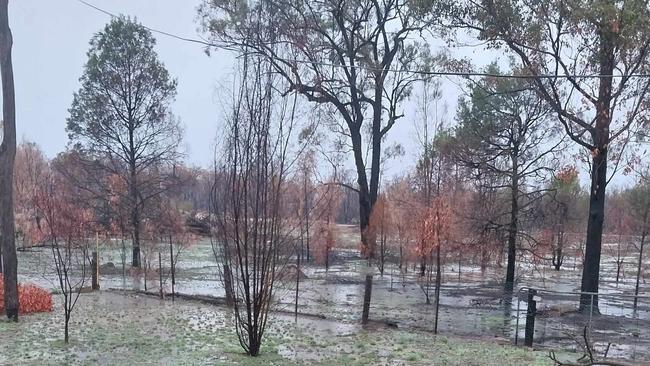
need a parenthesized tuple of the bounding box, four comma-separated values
(524, 288, 537, 347)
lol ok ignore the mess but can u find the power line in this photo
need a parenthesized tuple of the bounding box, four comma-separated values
(76, 0, 215, 47)
(74, 0, 650, 80)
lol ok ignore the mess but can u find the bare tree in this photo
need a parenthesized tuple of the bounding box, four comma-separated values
(35, 169, 92, 343)
(0, 0, 18, 321)
(200, 0, 436, 259)
(542, 166, 583, 271)
(211, 54, 296, 356)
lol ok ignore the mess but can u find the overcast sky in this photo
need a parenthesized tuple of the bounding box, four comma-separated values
(11, 0, 233, 167)
(9, 0, 631, 187)
(10, 0, 473, 174)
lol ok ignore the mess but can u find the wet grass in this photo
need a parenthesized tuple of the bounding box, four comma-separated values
(0, 291, 554, 365)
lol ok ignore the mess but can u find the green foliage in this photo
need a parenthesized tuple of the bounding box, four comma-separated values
(67, 16, 178, 158)
(453, 63, 558, 179)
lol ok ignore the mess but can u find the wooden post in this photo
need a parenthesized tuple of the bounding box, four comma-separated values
(524, 289, 537, 347)
(158, 252, 163, 299)
(362, 274, 373, 324)
(91, 251, 100, 290)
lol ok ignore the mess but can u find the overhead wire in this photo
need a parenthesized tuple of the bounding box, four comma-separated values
(74, 0, 650, 80)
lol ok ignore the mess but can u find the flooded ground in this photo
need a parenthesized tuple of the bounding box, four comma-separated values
(12, 225, 650, 363)
(0, 291, 554, 365)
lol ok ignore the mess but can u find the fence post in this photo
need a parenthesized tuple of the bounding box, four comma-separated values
(169, 237, 175, 301)
(91, 251, 100, 290)
(362, 274, 373, 324)
(524, 288, 537, 347)
(158, 252, 163, 299)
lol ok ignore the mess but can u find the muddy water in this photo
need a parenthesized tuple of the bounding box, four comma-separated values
(16, 235, 650, 362)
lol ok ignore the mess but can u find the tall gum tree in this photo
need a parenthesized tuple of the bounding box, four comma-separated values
(449, 0, 650, 310)
(67, 17, 180, 268)
(199, 0, 439, 259)
(0, 0, 18, 321)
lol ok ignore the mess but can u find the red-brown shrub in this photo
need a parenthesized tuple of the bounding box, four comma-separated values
(0, 275, 53, 314)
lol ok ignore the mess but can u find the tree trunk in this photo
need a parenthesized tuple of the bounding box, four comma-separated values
(579, 24, 614, 312)
(130, 189, 141, 267)
(169, 237, 175, 300)
(433, 241, 442, 334)
(128, 129, 140, 267)
(64, 314, 70, 343)
(0, 0, 18, 321)
(580, 148, 607, 311)
(633, 229, 646, 311)
(505, 158, 519, 293)
(352, 126, 373, 258)
(302, 173, 310, 262)
(223, 263, 234, 307)
(553, 245, 563, 271)
(294, 243, 301, 321)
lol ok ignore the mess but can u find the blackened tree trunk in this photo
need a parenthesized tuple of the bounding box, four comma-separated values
(580, 24, 614, 313)
(129, 156, 141, 268)
(579, 30, 614, 308)
(552, 205, 567, 271)
(433, 240, 442, 333)
(634, 228, 647, 311)
(580, 148, 607, 311)
(0, 0, 18, 321)
(352, 125, 374, 258)
(505, 157, 519, 293)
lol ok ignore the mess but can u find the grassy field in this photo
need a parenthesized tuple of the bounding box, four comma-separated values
(0, 291, 556, 366)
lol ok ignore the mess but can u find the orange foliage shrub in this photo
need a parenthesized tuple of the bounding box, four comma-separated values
(0, 276, 53, 314)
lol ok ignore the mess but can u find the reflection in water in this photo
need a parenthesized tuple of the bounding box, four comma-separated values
(14, 239, 650, 361)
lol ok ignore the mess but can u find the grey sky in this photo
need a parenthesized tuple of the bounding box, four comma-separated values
(12, 0, 233, 168)
(10, 0, 467, 174)
(8, 0, 632, 187)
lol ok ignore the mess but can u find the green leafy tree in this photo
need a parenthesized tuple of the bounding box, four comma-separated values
(453, 64, 561, 292)
(67, 17, 180, 267)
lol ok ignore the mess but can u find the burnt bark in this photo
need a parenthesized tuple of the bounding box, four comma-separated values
(580, 148, 607, 311)
(579, 26, 614, 309)
(505, 155, 519, 293)
(634, 228, 646, 311)
(0, 0, 18, 321)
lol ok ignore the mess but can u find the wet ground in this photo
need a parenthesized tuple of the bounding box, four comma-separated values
(13, 226, 650, 363)
(0, 291, 555, 365)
